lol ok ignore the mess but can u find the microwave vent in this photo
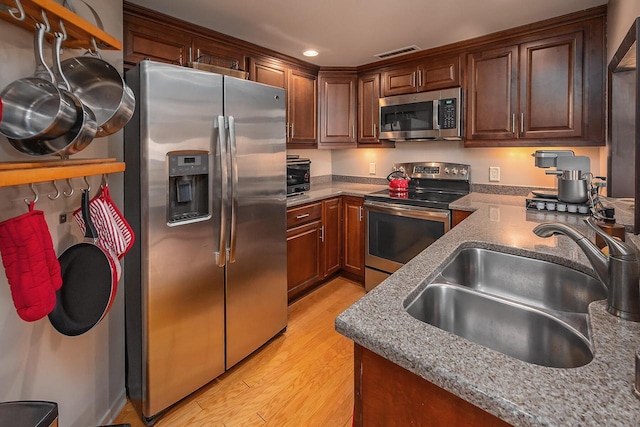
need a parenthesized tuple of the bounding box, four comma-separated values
(374, 45, 421, 60)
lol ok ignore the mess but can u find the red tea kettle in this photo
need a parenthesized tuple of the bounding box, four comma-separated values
(387, 170, 410, 192)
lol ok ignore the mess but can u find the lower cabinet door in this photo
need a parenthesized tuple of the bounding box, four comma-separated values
(342, 196, 365, 280)
(287, 220, 323, 302)
(322, 198, 343, 277)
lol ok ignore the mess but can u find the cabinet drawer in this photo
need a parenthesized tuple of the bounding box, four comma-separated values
(287, 202, 322, 228)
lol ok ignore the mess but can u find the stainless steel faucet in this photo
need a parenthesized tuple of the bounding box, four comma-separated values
(533, 217, 640, 322)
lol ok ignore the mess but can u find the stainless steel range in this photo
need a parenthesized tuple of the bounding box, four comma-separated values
(364, 162, 471, 291)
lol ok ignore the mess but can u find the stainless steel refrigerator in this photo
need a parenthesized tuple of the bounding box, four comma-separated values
(123, 60, 287, 423)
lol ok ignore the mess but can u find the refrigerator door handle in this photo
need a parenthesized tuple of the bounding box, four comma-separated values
(228, 115, 238, 263)
(215, 115, 228, 267)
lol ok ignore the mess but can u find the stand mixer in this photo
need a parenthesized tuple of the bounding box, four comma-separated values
(532, 150, 590, 204)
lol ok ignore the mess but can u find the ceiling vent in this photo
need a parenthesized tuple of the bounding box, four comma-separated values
(374, 45, 421, 60)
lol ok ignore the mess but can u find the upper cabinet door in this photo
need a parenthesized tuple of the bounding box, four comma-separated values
(249, 58, 287, 88)
(519, 32, 584, 139)
(124, 16, 190, 67)
(466, 46, 519, 140)
(288, 69, 317, 145)
(381, 65, 418, 97)
(417, 54, 460, 92)
(318, 73, 357, 147)
(358, 73, 380, 143)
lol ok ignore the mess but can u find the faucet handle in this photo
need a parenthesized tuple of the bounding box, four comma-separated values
(584, 217, 636, 260)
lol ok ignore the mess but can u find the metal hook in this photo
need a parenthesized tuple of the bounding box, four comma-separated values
(63, 178, 74, 197)
(47, 181, 61, 200)
(24, 183, 39, 206)
(40, 9, 50, 32)
(100, 174, 108, 190)
(83, 176, 91, 193)
(58, 20, 67, 41)
(89, 37, 102, 58)
(7, 0, 25, 21)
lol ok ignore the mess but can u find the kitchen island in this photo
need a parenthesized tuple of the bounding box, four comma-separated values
(336, 193, 640, 426)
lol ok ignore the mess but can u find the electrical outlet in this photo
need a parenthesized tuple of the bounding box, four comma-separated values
(489, 166, 500, 182)
(369, 162, 376, 175)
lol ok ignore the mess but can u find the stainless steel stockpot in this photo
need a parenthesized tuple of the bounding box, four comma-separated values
(9, 33, 97, 157)
(61, 55, 135, 137)
(0, 24, 76, 142)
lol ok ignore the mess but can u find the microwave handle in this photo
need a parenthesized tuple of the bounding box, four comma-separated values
(433, 99, 440, 130)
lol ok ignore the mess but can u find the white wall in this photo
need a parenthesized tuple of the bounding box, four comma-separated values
(325, 143, 603, 189)
(293, 141, 605, 189)
(287, 148, 332, 177)
(0, 2, 126, 426)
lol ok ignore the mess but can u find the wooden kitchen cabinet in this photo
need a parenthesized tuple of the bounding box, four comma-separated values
(124, 14, 191, 67)
(354, 344, 511, 426)
(342, 196, 365, 281)
(249, 57, 287, 88)
(250, 57, 318, 147)
(465, 17, 605, 146)
(123, 6, 250, 70)
(318, 72, 357, 148)
(286, 198, 343, 303)
(357, 73, 380, 144)
(288, 69, 318, 145)
(322, 198, 343, 277)
(381, 54, 460, 97)
(451, 209, 473, 228)
(287, 203, 323, 302)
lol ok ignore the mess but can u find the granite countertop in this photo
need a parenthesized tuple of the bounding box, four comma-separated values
(335, 192, 640, 426)
(286, 182, 386, 207)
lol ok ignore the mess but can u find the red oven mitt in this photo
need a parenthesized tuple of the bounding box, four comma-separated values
(0, 202, 62, 321)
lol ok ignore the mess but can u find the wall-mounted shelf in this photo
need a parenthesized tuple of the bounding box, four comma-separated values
(0, 159, 125, 187)
(0, 0, 121, 50)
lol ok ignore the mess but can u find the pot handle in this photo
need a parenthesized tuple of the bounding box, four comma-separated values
(33, 23, 55, 82)
(81, 189, 98, 240)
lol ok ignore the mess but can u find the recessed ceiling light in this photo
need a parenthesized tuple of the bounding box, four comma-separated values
(303, 50, 319, 57)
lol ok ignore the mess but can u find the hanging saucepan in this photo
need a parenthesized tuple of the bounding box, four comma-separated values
(60, 48, 135, 137)
(48, 189, 118, 336)
(0, 23, 76, 142)
(9, 32, 97, 157)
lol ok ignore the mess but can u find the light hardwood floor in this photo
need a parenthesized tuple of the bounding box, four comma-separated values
(113, 277, 365, 427)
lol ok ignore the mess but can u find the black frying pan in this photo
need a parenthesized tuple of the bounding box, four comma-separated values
(49, 189, 118, 336)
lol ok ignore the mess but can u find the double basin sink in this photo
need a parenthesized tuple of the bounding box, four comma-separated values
(405, 247, 607, 368)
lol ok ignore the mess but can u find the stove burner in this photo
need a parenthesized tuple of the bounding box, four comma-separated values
(367, 162, 471, 209)
(367, 188, 468, 209)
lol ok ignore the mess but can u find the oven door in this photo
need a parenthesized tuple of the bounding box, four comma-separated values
(364, 200, 450, 291)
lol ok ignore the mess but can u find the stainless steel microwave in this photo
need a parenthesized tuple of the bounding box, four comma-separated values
(378, 87, 462, 141)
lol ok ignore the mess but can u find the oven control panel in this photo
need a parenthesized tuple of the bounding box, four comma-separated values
(393, 162, 470, 180)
